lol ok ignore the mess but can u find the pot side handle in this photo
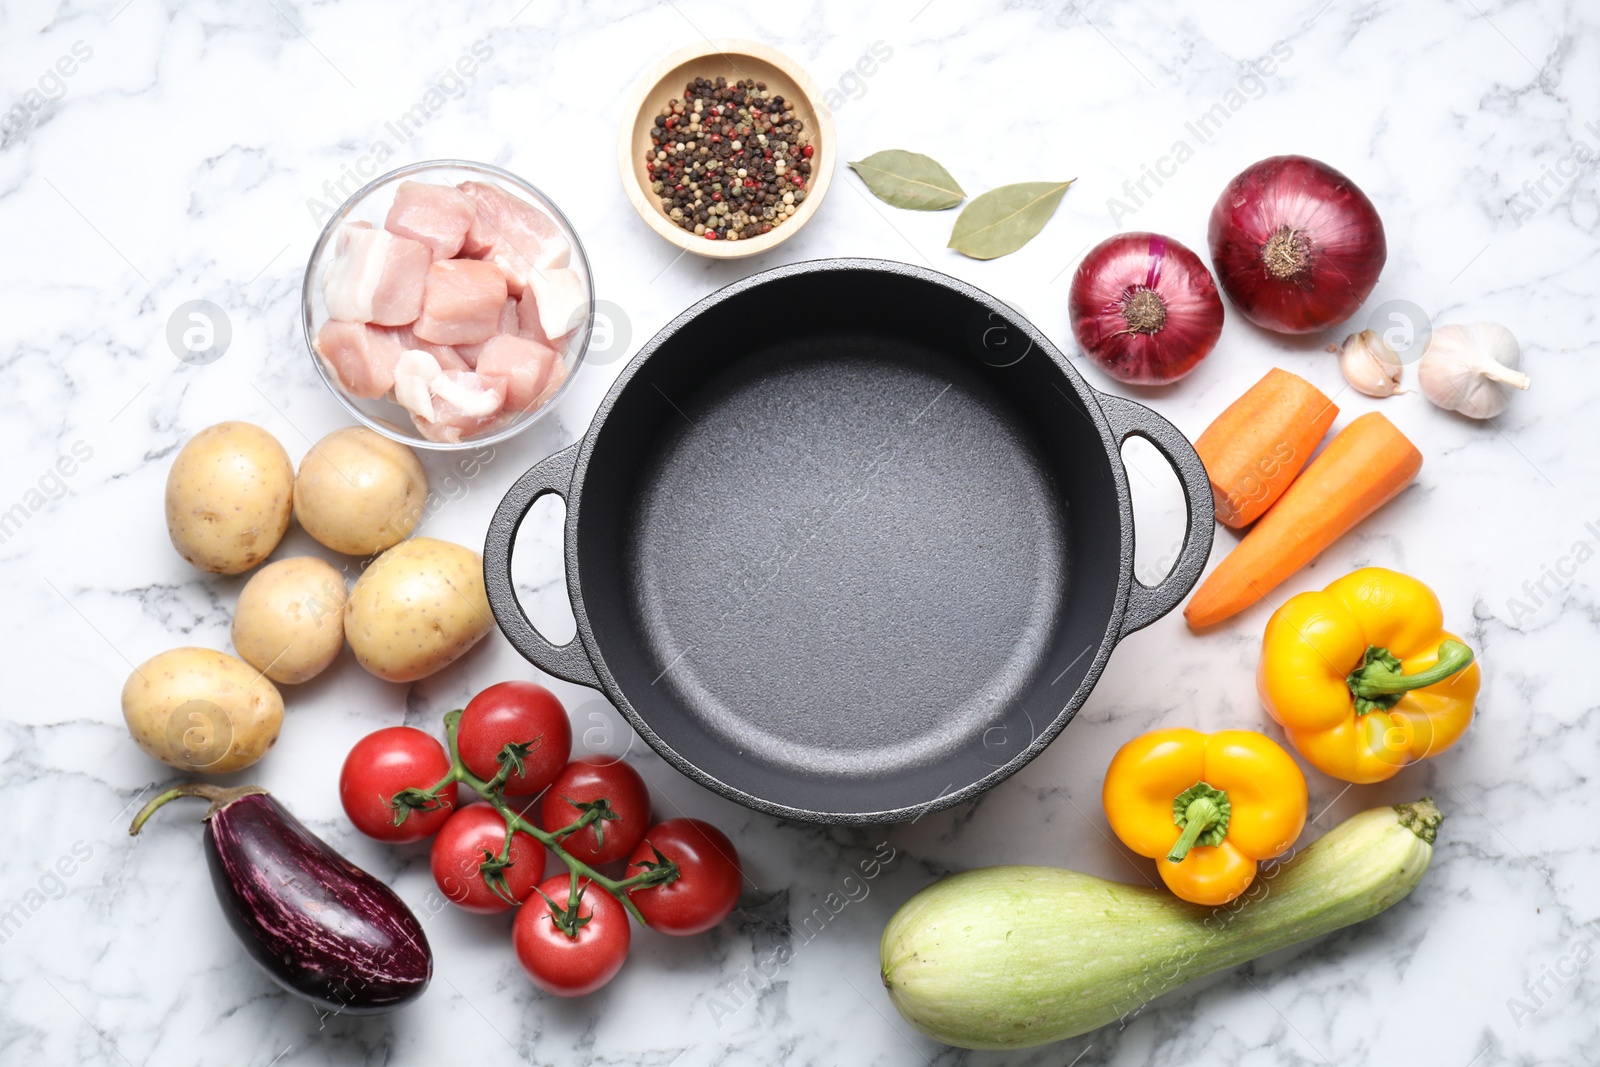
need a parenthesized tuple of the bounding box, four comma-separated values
(482, 442, 601, 688)
(1097, 393, 1215, 637)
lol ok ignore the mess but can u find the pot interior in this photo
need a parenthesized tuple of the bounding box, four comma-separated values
(575, 264, 1126, 819)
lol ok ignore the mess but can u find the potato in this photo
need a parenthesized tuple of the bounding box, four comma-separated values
(166, 421, 294, 574)
(295, 427, 428, 556)
(345, 537, 492, 682)
(122, 647, 284, 774)
(232, 557, 349, 684)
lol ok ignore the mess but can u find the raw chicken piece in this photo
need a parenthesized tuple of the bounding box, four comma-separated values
(516, 290, 558, 348)
(314, 319, 475, 397)
(432, 370, 507, 417)
(370, 239, 431, 325)
(322, 222, 431, 326)
(475, 334, 556, 412)
(322, 223, 386, 321)
(515, 286, 584, 351)
(458, 180, 572, 295)
(412, 405, 497, 444)
(384, 181, 476, 259)
(532, 357, 570, 409)
(378, 324, 465, 369)
(393, 348, 510, 444)
(412, 372, 508, 444)
(413, 259, 508, 346)
(314, 320, 404, 398)
(393, 349, 443, 421)
(312, 319, 468, 400)
(455, 299, 521, 367)
(524, 268, 588, 344)
(433, 345, 471, 372)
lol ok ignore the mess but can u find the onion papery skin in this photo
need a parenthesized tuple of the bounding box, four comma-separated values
(1068, 231, 1225, 385)
(1207, 155, 1387, 335)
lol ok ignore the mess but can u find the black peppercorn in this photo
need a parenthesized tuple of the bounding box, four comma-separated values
(646, 73, 815, 241)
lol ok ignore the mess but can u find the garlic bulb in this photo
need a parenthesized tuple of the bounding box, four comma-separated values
(1331, 329, 1404, 397)
(1418, 322, 1531, 419)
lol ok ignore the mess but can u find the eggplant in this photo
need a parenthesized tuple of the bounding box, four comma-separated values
(130, 783, 431, 1015)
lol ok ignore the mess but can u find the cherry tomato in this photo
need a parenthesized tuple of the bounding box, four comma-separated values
(430, 805, 543, 914)
(458, 681, 573, 796)
(539, 758, 650, 865)
(625, 819, 742, 935)
(513, 875, 630, 997)
(340, 727, 457, 843)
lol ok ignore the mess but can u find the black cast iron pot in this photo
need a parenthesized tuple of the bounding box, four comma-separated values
(484, 259, 1212, 824)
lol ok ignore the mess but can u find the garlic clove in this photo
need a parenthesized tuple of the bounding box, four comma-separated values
(1418, 321, 1530, 419)
(1331, 329, 1404, 398)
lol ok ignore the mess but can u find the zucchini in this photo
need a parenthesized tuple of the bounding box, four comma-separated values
(880, 799, 1441, 1050)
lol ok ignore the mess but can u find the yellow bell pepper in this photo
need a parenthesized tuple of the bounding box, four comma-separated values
(1258, 567, 1479, 784)
(1102, 728, 1307, 906)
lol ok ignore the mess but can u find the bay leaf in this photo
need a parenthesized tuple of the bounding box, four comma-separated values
(847, 150, 965, 210)
(948, 180, 1075, 260)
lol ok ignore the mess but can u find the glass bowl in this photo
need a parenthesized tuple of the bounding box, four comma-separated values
(301, 160, 593, 451)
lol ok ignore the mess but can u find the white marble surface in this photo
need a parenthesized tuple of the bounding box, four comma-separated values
(2, 0, 1596, 1063)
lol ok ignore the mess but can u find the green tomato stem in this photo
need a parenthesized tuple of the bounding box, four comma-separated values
(482, 758, 512, 795)
(551, 804, 603, 839)
(430, 706, 667, 930)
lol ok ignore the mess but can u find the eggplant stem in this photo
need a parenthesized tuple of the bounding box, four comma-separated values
(128, 782, 268, 835)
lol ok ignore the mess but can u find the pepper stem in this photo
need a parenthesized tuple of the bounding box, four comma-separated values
(1167, 782, 1231, 863)
(128, 782, 268, 835)
(1348, 640, 1474, 713)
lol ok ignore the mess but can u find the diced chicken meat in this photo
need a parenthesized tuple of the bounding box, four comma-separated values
(393, 348, 443, 422)
(314, 320, 471, 400)
(515, 290, 557, 348)
(412, 259, 508, 346)
(431, 370, 507, 418)
(515, 286, 582, 351)
(312, 179, 580, 444)
(533, 357, 570, 410)
(314, 320, 403, 399)
(458, 180, 572, 295)
(392, 348, 511, 444)
(524, 268, 588, 345)
(455, 299, 521, 367)
(384, 181, 476, 259)
(474, 334, 556, 412)
(411, 372, 508, 444)
(384, 323, 451, 361)
(322, 223, 432, 326)
(418, 337, 469, 372)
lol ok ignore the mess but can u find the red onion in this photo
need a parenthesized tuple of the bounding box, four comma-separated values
(1208, 155, 1387, 334)
(1068, 231, 1224, 385)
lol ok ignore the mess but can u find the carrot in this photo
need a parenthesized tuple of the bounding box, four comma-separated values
(1193, 368, 1338, 528)
(1184, 411, 1422, 629)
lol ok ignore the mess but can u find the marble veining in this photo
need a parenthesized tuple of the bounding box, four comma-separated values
(1, 0, 1596, 1064)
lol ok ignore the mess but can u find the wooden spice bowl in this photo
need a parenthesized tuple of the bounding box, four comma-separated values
(617, 39, 836, 260)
